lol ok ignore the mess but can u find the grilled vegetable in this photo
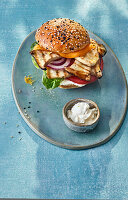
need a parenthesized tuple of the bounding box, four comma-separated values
(46, 68, 71, 79)
(30, 50, 61, 69)
(95, 60, 102, 78)
(98, 44, 107, 57)
(65, 60, 91, 80)
(76, 40, 99, 67)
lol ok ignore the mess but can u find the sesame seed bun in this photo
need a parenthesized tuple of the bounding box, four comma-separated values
(35, 18, 90, 54)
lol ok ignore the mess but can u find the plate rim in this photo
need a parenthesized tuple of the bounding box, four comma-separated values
(12, 30, 128, 150)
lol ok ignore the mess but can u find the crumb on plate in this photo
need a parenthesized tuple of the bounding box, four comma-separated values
(24, 75, 35, 85)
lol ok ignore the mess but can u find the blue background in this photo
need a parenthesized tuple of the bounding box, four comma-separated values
(0, 0, 128, 199)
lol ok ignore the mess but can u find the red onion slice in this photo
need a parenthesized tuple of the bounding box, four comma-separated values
(47, 58, 75, 70)
(50, 58, 66, 65)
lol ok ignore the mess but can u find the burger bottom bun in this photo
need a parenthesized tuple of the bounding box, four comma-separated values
(59, 84, 80, 89)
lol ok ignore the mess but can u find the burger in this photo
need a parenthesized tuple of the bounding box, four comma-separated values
(30, 18, 107, 89)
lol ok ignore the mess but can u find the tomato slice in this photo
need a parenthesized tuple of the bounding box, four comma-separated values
(67, 57, 104, 85)
(67, 75, 98, 85)
(67, 76, 89, 84)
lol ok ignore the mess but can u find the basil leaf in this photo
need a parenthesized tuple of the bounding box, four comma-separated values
(42, 71, 63, 89)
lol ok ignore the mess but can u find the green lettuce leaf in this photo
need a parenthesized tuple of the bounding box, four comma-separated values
(30, 42, 40, 69)
(31, 57, 40, 69)
(30, 41, 38, 51)
(42, 71, 63, 89)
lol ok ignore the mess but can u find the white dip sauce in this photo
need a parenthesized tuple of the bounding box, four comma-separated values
(67, 102, 98, 125)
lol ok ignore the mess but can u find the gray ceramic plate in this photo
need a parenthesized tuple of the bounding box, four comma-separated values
(12, 30, 128, 150)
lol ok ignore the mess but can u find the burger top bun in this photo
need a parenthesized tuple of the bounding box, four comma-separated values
(35, 18, 90, 54)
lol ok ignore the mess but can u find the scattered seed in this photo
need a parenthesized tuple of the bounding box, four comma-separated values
(4, 122, 7, 124)
(11, 136, 14, 138)
(19, 138, 22, 140)
(28, 106, 31, 108)
(37, 110, 40, 113)
(24, 107, 26, 109)
(18, 131, 21, 134)
(32, 90, 35, 92)
(29, 102, 31, 104)
(16, 124, 19, 127)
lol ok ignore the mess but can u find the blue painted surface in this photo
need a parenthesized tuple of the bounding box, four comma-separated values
(0, 0, 128, 199)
